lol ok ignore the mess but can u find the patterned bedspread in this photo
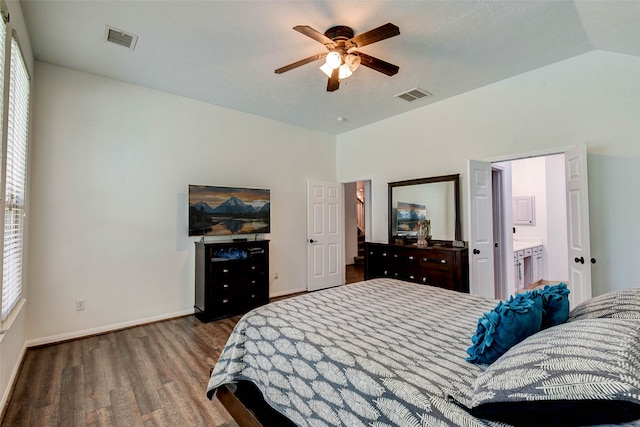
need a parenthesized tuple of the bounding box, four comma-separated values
(207, 278, 504, 426)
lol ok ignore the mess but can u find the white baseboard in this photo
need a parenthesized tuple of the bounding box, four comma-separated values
(269, 287, 306, 298)
(0, 343, 27, 420)
(25, 309, 194, 348)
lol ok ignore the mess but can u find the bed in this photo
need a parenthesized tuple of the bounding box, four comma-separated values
(207, 279, 640, 426)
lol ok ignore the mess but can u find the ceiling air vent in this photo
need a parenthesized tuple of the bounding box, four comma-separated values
(104, 25, 138, 50)
(395, 87, 431, 102)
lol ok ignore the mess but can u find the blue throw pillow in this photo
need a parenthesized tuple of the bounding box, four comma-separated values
(466, 293, 543, 364)
(537, 283, 570, 328)
(523, 283, 570, 329)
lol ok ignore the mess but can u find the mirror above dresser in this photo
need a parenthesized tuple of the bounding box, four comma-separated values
(388, 174, 462, 245)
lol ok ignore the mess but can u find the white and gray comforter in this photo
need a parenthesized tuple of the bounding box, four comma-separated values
(207, 279, 502, 426)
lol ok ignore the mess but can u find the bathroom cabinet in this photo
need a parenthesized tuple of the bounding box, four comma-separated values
(514, 244, 544, 291)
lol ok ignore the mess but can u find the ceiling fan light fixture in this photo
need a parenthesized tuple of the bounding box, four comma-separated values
(325, 51, 341, 69)
(276, 22, 400, 91)
(320, 63, 353, 79)
(338, 64, 352, 79)
(345, 54, 361, 72)
(319, 63, 333, 78)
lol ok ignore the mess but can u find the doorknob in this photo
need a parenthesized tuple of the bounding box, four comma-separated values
(591, 258, 596, 264)
(574, 256, 585, 264)
(309, 239, 315, 243)
(473, 249, 480, 255)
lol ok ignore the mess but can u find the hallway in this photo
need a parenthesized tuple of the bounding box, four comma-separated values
(346, 264, 364, 284)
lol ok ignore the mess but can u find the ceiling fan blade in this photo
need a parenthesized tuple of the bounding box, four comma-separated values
(356, 52, 399, 76)
(327, 67, 340, 92)
(293, 25, 336, 49)
(348, 23, 400, 49)
(275, 52, 328, 74)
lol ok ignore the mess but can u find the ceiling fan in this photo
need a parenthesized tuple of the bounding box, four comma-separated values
(275, 23, 400, 92)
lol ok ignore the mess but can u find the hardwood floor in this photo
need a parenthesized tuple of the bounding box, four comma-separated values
(2, 315, 244, 427)
(2, 269, 366, 427)
(346, 263, 364, 284)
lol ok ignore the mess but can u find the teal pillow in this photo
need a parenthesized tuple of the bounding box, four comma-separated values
(537, 283, 570, 328)
(522, 283, 570, 329)
(466, 293, 543, 365)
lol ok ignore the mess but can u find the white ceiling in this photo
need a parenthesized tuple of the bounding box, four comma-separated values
(20, 1, 640, 134)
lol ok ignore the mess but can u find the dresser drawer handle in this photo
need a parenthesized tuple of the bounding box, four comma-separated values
(251, 294, 256, 299)
(251, 266, 256, 270)
(251, 280, 256, 284)
(223, 284, 229, 288)
(422, 258, 428, 262)
(222, 269, 229, 273)
(393, 254, 398, 258)
(409, 275, 415, 279)
(382, 252, 387, 256)
(408, 256, 414, 260)
(440, 260, 447, 264)
(222, 299, 229, 304)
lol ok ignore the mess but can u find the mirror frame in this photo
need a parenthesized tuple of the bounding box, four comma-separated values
(388, 173, 461, 243)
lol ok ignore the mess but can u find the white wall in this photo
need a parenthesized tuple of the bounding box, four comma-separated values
(27, 62, 336, 342)
(512, 157, 546, 240)
(337, 50, 640, 298)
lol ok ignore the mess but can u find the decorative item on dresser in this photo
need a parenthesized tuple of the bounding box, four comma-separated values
(194, 239, 269, 322)
(364, 241, 469, 292)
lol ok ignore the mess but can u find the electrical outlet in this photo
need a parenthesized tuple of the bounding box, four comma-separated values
(76, 299, 85, 311)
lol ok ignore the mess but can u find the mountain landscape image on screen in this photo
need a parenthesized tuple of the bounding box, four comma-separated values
(189, 186, 270, 236)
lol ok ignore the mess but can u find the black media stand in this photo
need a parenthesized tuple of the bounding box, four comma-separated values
(194, 240, 269, 322)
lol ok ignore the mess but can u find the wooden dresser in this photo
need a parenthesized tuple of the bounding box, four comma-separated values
(364, 242, 469, 293)
(194, 240, 269, 322)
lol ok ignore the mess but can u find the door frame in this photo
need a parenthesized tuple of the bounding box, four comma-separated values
(491, 166, 506, 299)
(341, 178, 373, 284)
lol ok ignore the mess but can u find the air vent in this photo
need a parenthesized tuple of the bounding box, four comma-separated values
(395, 87, 431, 102)
(104, 25, 138, 50)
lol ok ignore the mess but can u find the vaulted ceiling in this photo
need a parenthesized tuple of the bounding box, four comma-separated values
(21, 1, 640, 134)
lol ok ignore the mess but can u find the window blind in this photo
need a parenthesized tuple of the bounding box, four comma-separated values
(2, 35, 29, 320)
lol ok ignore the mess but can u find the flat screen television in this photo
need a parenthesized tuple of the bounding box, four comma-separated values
(189, 185, 270, 236)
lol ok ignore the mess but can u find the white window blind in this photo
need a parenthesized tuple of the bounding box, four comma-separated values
(0, 19, 5, 143)
(2, 35, 29, 320)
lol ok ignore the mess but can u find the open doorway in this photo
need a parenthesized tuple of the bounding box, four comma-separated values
(492, 154, 569, 299)
(468, 145, 592, 305)
(344, 180, 370, 283)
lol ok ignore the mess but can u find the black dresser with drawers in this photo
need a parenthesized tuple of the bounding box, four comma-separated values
(364, 242, 469, 293)
(194, 240, 269, 322)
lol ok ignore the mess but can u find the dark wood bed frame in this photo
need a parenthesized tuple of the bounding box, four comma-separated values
(216, 382, 296, 427)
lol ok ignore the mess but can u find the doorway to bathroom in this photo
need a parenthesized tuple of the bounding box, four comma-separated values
(468, 145, 592, 307)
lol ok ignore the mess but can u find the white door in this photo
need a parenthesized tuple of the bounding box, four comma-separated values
(307, 180, 342, 291)
(467, 160, 495, 298)
(565, 145, 592, 306)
